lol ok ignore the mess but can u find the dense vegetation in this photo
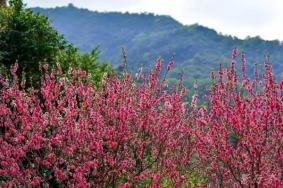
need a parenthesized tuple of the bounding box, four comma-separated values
(1, 1, 283, 187)
(34, 4, 283, 89)
(0, 1, 112, 88)
(1, 52, 283, 187)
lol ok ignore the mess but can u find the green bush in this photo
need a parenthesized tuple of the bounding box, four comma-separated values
(0, 0, 68, 87)
(0, 0, 112, 88)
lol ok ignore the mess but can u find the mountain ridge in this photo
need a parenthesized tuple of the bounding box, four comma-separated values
(33, 5, 283, 88)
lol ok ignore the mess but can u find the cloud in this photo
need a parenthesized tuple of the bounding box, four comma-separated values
(188, 0, 275, 26)
(179, 0, 283, 40)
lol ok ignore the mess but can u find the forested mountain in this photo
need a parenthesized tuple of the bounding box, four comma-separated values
(33, 4, 283, 88)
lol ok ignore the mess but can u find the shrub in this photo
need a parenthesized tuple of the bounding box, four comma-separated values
(0, 0, 112, 88)
(194, 50, 283, 187)
(0, 60, 194, 187)
(0, 0, 67, 87)
(1, 49, 282, 187)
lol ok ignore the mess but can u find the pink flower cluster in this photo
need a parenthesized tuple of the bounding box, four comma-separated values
(1, 50, 283, 187)
(194, 51, 283, 187)
(0, 61, 193, 187)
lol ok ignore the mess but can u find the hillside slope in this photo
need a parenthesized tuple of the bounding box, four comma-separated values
(33, 4, 283, 87)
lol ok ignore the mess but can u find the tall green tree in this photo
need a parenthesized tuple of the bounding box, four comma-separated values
(0, 0, 67, 87)
(0, 0, 113, 88)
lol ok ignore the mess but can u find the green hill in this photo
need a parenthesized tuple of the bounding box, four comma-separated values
(33, 4, 283, 89)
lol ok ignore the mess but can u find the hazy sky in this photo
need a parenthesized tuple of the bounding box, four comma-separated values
(24, 0, 283, 41)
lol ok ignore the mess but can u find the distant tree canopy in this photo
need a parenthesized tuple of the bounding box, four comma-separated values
(33, 5, 283, 93)
(0, 0, 112, 88)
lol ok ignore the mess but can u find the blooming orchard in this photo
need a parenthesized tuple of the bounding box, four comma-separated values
(0, 50, 282, 187)
(194, 51, 283, 187)
(0, 60, 194, 187)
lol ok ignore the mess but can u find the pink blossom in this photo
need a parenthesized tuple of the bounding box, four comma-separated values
(11, 63, 19, 74)
(31, 176, 41, 187)
(9, 163, 20, 177)
(232, 48, 238, 59)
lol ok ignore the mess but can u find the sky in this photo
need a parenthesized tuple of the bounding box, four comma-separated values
(23, 0, 283, 41)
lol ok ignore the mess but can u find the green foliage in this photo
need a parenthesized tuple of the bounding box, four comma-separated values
(33, 5, 283, 92)
(75, 47, 113, 88)
(0, 0, 67, 87)
(56, 45, 113, 88)
(0, 1, 112, 88)
(188, 171, 207, 187)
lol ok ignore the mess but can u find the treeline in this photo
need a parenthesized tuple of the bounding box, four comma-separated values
(33, 4, 283, 89)
(0, 0, 112, 88)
